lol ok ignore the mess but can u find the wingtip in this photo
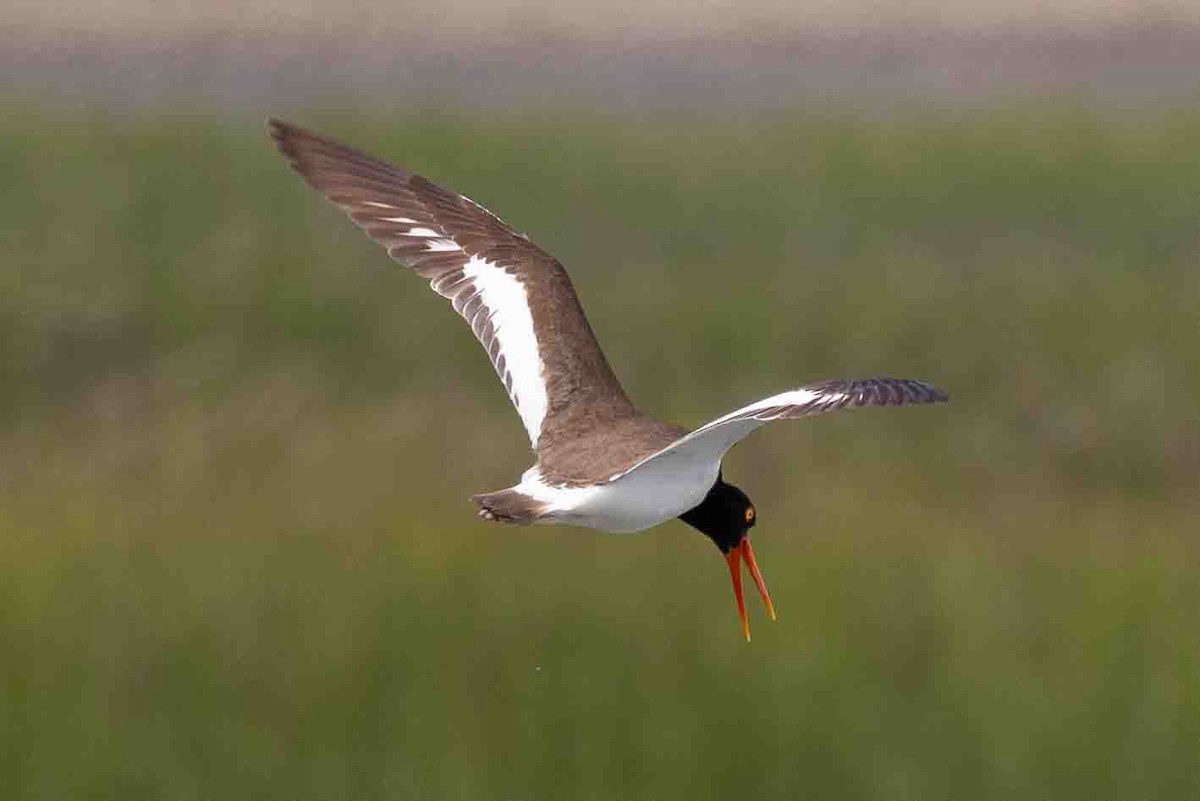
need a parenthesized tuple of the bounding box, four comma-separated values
(900, 377, 950, 404)
(925, 381, 951, 403)
(266, 117, 301, 151)
(265, 118, 325, 180)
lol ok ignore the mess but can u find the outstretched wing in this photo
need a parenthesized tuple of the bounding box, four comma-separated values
(269, 119, 634, 448)
(609, 377, 948, 481)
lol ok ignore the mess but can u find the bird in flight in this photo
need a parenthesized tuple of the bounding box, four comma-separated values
(269, 120, 948, 640)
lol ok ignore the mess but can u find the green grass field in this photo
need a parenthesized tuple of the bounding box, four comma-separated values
(2, 106, 1198, 799)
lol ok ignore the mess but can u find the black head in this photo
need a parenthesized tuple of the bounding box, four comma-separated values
(680, 477, 774, 640)
(679, 478, 757, 553)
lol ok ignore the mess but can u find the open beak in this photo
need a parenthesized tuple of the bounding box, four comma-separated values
(723, 537, 777, 641)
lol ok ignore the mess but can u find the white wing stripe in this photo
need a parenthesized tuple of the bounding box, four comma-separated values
(690, 388, 823, 434)
(461, 255, 548, 445)
(607, 379, 943, 482)
(270, 122, 563, 450)
(403, 226, 443, 237)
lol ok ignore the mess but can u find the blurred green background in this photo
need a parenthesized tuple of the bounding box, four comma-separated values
(2, 95, 1199, 799)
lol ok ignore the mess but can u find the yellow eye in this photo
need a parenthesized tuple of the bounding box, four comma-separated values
(745, 506, 756, 524)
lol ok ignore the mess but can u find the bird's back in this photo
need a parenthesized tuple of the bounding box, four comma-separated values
(536, 414, 689, 486)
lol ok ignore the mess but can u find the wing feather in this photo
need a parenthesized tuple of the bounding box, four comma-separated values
(610, 377, 948, 481)
(269, 119, 634, 448)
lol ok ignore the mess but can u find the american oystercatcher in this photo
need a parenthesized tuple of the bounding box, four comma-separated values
(269, 120, 948, 640)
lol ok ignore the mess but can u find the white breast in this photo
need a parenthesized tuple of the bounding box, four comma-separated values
(516, 456, 721, 533)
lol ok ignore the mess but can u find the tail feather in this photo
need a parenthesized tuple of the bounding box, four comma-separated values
(471, 488, 551, 524)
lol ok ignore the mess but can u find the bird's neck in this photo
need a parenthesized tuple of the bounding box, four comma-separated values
(678, 479, 740, 552)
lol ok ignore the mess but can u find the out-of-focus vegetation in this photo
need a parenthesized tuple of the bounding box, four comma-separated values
(1, 106, 1197, 799)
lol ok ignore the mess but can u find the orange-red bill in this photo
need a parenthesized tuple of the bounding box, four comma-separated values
(723, 538, 777, 641)
(740, 538, 777, 622)
(724, 547, 750, 641)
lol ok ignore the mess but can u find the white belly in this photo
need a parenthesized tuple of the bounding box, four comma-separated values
(515, 458, 721, 533)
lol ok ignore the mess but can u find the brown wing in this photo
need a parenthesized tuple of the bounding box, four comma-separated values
(269, 119, 635, 448)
